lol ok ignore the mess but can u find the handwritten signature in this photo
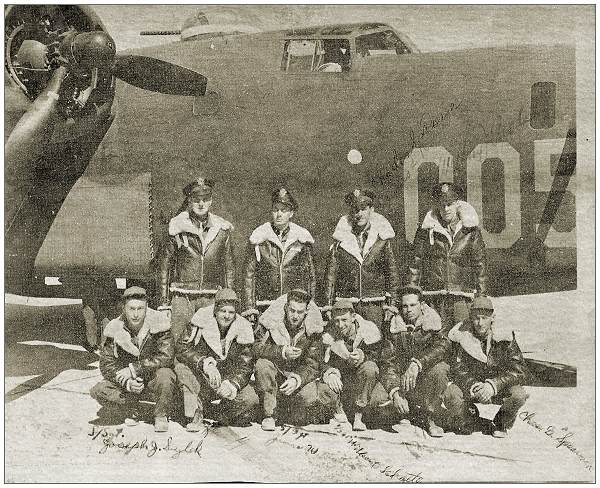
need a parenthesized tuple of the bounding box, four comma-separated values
(88, 426, 205, 459)
(226, 424, 319, 455)
(337, 427, 423, 482)
(519, 411, 593, 471)
(409, 101, 463, 150)
(371, 101, 463, 187)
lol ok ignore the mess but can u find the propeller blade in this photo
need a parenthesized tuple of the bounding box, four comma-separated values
(112, 55, 207, 96)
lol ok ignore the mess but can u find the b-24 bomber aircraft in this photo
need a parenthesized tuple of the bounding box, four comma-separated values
(5, 6, 577, 386)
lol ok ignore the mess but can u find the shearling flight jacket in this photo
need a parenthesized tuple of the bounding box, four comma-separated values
(158, 211, 235, 306)
(242, 222, 316, 311)
(100, 308, 174, 384)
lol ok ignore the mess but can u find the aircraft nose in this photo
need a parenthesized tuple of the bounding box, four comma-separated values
(71, 31, 116, 70)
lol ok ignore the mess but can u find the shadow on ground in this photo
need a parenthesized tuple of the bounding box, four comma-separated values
(5, 302, 98, 402)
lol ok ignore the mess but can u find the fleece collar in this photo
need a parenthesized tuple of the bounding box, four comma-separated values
(188, 305, 253, 359)
(249, 222, 314, 252)
(421, 200, 479, 246)
(332, 212, 395, 263)
(258, 293, 324, 346)
(323, 314, 381, 361)
(168, 211, 233, 253)
(103, 308, 170, 357)
(448, 321, 514, 363)
(389, 303, 442, 333)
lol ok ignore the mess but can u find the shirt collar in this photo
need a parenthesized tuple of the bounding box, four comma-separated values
(270, 222, 290, 241)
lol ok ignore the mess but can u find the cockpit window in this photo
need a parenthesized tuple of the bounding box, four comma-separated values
(355, 30, 411, 57)
(281, 39, 351, 73)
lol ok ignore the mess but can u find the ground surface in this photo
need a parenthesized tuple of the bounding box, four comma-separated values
(4, 290, 594, 483)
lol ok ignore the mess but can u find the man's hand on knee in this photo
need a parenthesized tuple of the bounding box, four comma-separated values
(280, 377, 300, 396)
(401, 362, 419, 392)
(323, 372, 343, 394)
(116, 367, 134, 386)
(127, 378, 145, 394)
(216, 379, 238, 400)
(392, 391, 410, 415)
(470, 382, 494, 404)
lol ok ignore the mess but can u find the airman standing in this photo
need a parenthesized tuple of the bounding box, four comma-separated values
(242, 187, 315, 320)
(157, 177, 235, 341)
(323, 189, 401, 327)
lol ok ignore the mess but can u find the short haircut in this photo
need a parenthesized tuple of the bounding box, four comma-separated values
(399, 285, 423, 302)
(287, 289, 311, 306)
(215, 299, 238, 312)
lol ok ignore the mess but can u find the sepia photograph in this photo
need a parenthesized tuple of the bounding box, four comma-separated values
(4, 3, 595, 483)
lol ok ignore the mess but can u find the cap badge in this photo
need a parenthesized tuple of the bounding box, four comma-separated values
(197, 177, 205, 186)
(279, 188, 287, 198)
(353, 189, 361, 197)
(441, 183, 450, 193)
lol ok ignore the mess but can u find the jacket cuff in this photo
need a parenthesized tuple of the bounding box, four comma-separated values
(125, 378, 133, 392)
(203, 357, 217, 373)
(157, 305, 172, 311)
(388, 386, 400, 400)
(324, 367, 341, 379)
(282, 345, 291, 360)
(287, 372, 302, 389)
(229, 378, 242, 391)
(485, 379, 498, 396)
(410, 358, 423, 372)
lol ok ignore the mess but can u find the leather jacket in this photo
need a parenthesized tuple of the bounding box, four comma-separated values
(253, 294, 325, 388)
(99, 308, 174, 384)
(242, 222, 316, 311)
(158, 211, 235, 306)
(408, 202, 488, 294)
(322, 314, 382, 379)
(380, 304, 450, 393)
(448, 321, 528, 396)
(176, 305, 255, 392)
(323, 212, 401, 306)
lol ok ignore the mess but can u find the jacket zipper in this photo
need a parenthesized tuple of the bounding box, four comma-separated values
(279, 244, 286, 296)
(200, 252, 204, 289)
(358, 262, 363, 299)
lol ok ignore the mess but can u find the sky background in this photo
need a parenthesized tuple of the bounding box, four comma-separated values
(91, 4, 594, 53)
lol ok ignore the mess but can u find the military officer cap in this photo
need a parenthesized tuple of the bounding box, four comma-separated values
(431, 182, 461, 205)
(271, 187, 298, 211)
(183, 176, 214, 198)
(122, 286, 148, 301)
(332, 298, 355, 314)
(471, 295, 494, 313)
(344, 188, 376, 209)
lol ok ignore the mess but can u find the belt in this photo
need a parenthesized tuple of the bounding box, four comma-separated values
(422, 290, 475, 299)
(170, 282, 220, 296)
(334, 296, 387, 304)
